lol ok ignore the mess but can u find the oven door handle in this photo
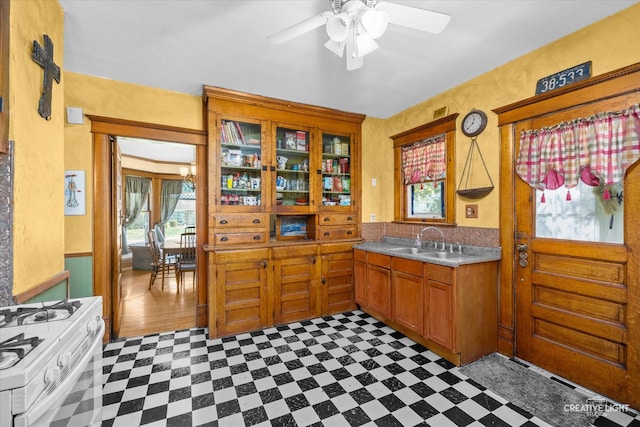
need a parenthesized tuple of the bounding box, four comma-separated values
(15, 320, 105, 427)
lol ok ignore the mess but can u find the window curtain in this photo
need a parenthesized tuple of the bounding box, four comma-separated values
(122, 176, 151, 253)
(401, 135, 446, 184)
(516, 104, 640, 200)
(158, 179, 184, 227)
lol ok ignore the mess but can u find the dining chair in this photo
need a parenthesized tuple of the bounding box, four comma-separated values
(176, 232, 196, 292)
(147, 230, 176, 291)
(184, 226, 195, 234)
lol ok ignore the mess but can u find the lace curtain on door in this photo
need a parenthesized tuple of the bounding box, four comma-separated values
(401, 135, 446, 184)
(516, 104, 640, 201)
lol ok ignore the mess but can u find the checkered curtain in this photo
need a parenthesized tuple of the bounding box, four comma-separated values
(516, 104, 640, 192)
(401, 135, 446, 184)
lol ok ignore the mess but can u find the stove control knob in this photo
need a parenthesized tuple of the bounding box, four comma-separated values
(44, 366, 61, 384)
(58, 352, 72, 368)
(87, 316, 101, 333)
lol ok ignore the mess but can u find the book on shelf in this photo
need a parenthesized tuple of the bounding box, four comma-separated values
(296, 131, 307, 151)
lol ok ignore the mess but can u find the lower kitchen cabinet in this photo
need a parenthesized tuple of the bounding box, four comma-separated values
(209, 248, 270, 338)
(272, 245, 320, 325)
(320, 243, 357, 315)
(209, 243, 358, 338)
(354, 250, 498, 365)
(392, 257, 424, 336)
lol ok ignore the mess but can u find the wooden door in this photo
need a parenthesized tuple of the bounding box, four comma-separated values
(367, 264, 391, 318)
(111, 137, 123, 337)
(391, 257, 424, 335)
(320, 248, 356, 315)
(353, 250, 367, 306)
(513, 113, 635, 405)
(214, 249, 270, 337)
(273, 249, 320, 324)
(426, 280, 453, 350)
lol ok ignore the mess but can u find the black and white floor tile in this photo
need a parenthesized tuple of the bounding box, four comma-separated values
(102, 311, 640, 427)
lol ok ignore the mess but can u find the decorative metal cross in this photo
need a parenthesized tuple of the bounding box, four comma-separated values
(32, 34, 60, 120)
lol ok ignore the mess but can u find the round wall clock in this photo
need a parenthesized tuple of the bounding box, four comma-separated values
(461, 109, 488, 137)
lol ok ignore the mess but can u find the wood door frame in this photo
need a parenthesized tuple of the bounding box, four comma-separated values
(493, 62, 640, 408)
(89, 115, 208, 341)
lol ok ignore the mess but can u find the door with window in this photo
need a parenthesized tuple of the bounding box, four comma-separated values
(513, 100, 639, 407)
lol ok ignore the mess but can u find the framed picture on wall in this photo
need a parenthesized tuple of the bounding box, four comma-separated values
(64, 170, 86, 215)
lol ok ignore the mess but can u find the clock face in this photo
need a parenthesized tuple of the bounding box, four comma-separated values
(462, 110, 487, 137)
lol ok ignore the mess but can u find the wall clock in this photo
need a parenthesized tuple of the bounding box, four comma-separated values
(461, 109, 488, 138)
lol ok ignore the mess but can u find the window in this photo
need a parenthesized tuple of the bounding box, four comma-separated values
(392, 114, 458, 224)
(164, 182, 196, 241)
(124, 192, 150, 245)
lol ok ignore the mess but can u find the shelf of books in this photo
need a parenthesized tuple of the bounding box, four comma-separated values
(219, 119, 263, 207)
(321, 133, 351, 208)
(274, 126, 310, 210)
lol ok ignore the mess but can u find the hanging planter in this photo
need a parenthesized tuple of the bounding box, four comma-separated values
(457, 137, 494, 199)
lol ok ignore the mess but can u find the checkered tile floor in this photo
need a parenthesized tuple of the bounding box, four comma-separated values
(102, 311, 640, 427)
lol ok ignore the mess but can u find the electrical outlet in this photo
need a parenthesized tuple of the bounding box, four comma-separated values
(370, 213, 376, 222)
(465, 204, 478, 218)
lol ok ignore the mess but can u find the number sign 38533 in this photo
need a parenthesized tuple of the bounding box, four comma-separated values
(535, 61, 592, 95)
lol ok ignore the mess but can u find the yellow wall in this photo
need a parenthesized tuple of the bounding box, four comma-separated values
(63, 73, 203, 253)
(361, 3, 640, 228)
(9, 0, 65, 294)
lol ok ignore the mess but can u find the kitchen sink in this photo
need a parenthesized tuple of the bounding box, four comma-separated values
(387, 247, 433, 254)
(421, 251, 470, 259)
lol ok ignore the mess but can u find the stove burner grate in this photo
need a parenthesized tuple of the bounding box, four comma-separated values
(0, 333, 43, 369)
(0, 299, 82, 327)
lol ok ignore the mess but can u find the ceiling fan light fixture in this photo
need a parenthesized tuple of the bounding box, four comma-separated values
(355, 25, 378, 57)
(361, 8, 388, 39)
(326, 12, 351, 42)
(324, 39, 345, 57)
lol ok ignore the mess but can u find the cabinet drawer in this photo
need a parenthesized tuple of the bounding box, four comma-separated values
(213, 214, 269, 228)
(426, 263, 452, 284)
(318, 226, 357, 240)
(318, 213, 357, 226)
(392, 257, 424, 277)
(214, 232, 268, 245)
(368, 252, 391, 269)
(272, 244, 317, 259)
(354, 249, 367, 262)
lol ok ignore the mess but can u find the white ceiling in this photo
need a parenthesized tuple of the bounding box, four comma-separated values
(60, 0, 636, 119)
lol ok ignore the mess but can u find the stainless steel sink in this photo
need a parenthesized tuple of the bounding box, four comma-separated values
(387, 247, 432, 254)
(420, 251, 470, 259)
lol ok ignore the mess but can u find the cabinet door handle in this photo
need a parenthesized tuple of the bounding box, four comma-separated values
(270, 166, 276, 172)
(346, 231, 353, 235)
(323, 217, 330, 222)
(219, 219, 228, 225)
(347, 216, 353, 221)
(312, 257, 316, 264)
(220, 237, 228, 242)
(262, 166, 268, 171)
(262, 260, 268, 269)
(252, 218, 261, 224)
(253, 235, 261, 240)
(322, 278, 326, 285)
(316, 169, 322, 175)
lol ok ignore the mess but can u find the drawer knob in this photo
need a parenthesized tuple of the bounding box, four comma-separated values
(323, 217, 330, 222)
(346, 231, 353, 235)
(347, 216, 353, 221)
(324, 232, 330, 237)
(220, 219, 228, 225)
(220, 237, 228, 242)
(253, 219, 261, 224)
(253, 235, 261, 240)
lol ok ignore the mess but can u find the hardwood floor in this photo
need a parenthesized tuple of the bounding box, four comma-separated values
(118, 266, 196, 338)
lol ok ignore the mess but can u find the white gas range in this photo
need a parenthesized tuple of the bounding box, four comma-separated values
(0, 297, 104, 427)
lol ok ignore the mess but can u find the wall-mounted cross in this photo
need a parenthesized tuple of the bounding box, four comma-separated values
(32, 34, 60, 120)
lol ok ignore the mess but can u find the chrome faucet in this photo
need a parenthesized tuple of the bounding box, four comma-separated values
(416, 226, 446, 251)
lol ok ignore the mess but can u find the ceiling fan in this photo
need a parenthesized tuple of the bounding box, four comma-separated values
(267, 0, 451, 71)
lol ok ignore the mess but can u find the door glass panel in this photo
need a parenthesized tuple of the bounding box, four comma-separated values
(275, 127, 310, 207)
(220, 119, 262, 207)
(321, 133, 351, 207)
(535, 180, 624, 243)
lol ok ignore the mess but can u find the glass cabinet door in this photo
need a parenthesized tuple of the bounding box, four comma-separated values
(273, 126, 311, 211)
(219, 118, 264, 209)
(321, 132, 352, 209)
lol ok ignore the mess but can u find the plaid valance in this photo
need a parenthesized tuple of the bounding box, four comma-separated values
(401, 135, 446, 184)
(516, 104, 640, 195)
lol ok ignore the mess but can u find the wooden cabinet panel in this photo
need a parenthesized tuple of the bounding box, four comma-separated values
(273, 253, 320, 324)
(426, 263, 452, 284)
(317, 226, 357, 240)
(354, 257, 367, 306)
(426, 280, 454, 350)
(212, 213, 269, 228)
(318, 213, 357, 226)
(321, 249, 356, 315)
(215, 251, 269, 337)
(367, 265, 391, 318)
(214, 231, 268, 245)
(392, 270, 424, 335)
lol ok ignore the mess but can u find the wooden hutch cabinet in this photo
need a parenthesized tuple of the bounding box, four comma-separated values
(204, 86, 364, 338)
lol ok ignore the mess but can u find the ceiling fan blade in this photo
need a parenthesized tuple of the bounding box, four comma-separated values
(268, 12, 333, 44)
(379, 2, 451, 34)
